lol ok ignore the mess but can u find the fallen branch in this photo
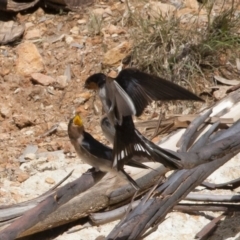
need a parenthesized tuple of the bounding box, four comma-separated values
(185, 193, 240, 202)
(195, 214, 225, 239)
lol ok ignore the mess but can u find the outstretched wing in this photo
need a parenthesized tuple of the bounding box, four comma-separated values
(116, 68, 203, 116)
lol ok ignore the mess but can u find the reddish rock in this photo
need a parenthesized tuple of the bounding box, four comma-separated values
(31, 73, 56, 86)
(16, 42, 44, 77)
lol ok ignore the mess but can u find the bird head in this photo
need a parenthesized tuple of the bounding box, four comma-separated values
(68, 114, 84, 140)
(84, 73, 106, 89)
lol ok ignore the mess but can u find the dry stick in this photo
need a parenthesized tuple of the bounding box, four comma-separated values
(226, 83, 240, 93)
(0, 164, 168, 238)
(178, 88, 240, 152)
(0, 171, 106, 240)
(202, 177, 240, 190)
(175, 203, 240, 212)
(45, 170, 74, 194)
(91, 201, 240, 226)
(90, 200, 141, 225)
(38, 123, 59, 138)
(1, 168, 166, 236)
(150, 107, 163, 140)
(185, 193, 240, 202)
(195, 214, 225, 239)
(210, 120, 240, 143)
(171, 132, 240, 169)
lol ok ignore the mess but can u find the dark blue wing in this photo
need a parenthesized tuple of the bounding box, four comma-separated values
(82, 132, 112, 160)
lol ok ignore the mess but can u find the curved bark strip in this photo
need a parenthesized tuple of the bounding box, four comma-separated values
(177, 109, 212, 152)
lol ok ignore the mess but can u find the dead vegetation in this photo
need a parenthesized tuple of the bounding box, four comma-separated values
(126, 0, 240, 93)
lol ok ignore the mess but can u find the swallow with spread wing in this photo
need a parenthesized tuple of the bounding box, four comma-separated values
(85, 68, 203, 170)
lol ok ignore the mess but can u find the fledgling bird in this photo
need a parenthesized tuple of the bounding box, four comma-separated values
(68, 114, 151, 190)
(85, 68, 203, 170)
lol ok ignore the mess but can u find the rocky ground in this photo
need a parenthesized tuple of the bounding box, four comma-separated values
(0, 0, 240, 239)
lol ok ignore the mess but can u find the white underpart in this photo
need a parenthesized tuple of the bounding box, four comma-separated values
(114, 80, 136, 115)
(121, 150, 125, 159)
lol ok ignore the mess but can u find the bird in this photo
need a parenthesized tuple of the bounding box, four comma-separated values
(68, 113, 153, 190)
(85, 68, 203, 171)
(85, 68, 203, 125)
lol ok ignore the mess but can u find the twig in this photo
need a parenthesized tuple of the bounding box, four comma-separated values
(195, 213, 225, 239)
(38, 123, 59, 138)
(185, 193, 240, 202)
(175, 203, 240, 212)
(202, 177, 240, 190)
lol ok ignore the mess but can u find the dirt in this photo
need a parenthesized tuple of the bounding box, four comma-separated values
(0, 4, 115, 193)
(0, 0, 240, 239)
